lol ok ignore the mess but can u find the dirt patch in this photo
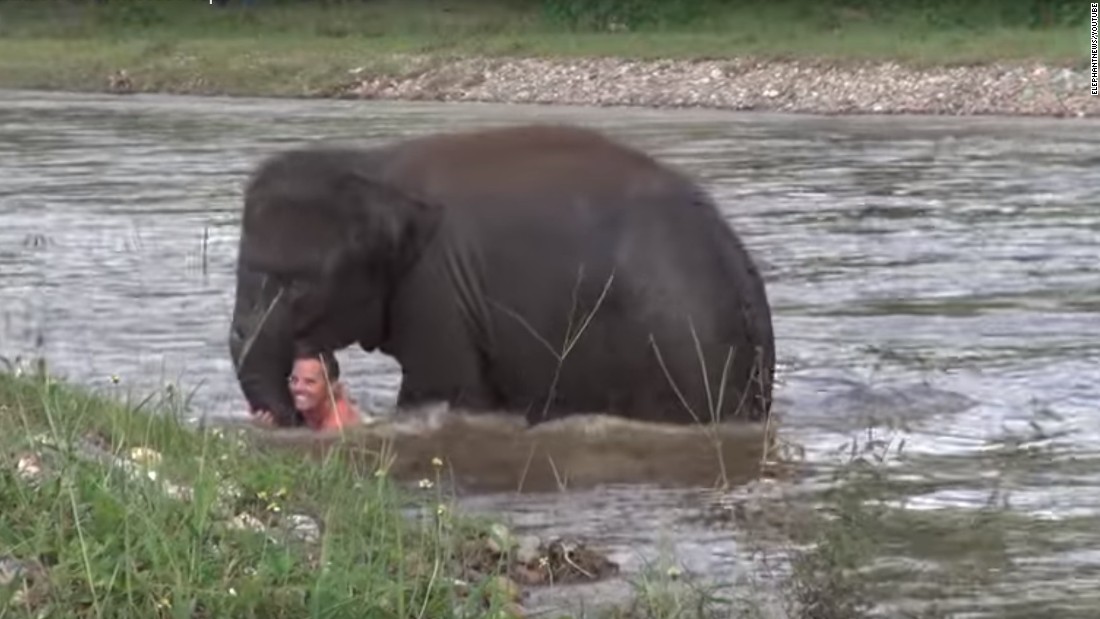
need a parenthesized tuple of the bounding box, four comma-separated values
(449, 525, 621, 618)
(459, 529, 619, 587)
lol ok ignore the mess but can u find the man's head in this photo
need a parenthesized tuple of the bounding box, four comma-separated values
(288, 347, 341, 413)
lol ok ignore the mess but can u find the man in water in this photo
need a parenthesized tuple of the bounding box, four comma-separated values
(250, 348, 361, 431)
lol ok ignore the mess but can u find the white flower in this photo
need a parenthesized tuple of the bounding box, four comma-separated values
(129, 447, 162, 467)
(16, 454, 42, 481)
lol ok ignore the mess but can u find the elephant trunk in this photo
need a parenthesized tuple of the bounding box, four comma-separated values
(227, 265, 301, 427)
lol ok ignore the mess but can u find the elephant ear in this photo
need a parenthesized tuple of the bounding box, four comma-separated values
(336, 172, 442, 277)
(240, 151, 439, 281)
(240, 183, 350, 279)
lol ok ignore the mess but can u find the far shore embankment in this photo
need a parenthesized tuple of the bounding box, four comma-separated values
(35, 52, 1100, 119)
(2, 1, 1094, 118)
(335, 54, 1099, 118)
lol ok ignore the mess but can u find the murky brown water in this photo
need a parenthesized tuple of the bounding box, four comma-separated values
(2, 89, 1099, 617)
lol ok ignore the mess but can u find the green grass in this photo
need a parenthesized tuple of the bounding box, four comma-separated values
(0, 0, 1087, 97)
(0, 362, 900, 619)
(0, 362, 769, 619)
(0, 366, 520, 618)
(3, 358, 1096, 618)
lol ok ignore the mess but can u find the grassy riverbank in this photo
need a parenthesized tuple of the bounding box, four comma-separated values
(4, 368, 1098, 617)
(0, 364, 900, 619)
(0, 363, 789, 618)
(0, 0, 1086, 98)
(0, 367, 527, 617)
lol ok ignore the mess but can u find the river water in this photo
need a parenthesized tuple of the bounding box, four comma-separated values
(1, 89, 1098, 617)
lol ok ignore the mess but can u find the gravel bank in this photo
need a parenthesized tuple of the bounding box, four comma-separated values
(340, 55, 1098, 118)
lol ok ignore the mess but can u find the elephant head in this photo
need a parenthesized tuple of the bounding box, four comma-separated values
(227, 147, 438, 426)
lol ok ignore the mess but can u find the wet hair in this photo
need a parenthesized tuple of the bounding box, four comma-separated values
(292, 344, 341, 382)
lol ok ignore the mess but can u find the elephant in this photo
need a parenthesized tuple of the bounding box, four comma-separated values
(228, 124, 775, 429)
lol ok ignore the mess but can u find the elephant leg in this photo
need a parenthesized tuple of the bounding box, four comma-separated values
(391, 328, 500, 412)
(396, 369, 498, 411)
(381, 307, 498, 411)
(384, 262, 502, 414)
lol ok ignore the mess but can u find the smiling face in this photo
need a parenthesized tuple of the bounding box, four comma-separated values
(288, 358, 331, 413)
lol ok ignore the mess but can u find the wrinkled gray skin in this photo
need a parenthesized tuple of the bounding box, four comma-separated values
(228, 124, 775, 428)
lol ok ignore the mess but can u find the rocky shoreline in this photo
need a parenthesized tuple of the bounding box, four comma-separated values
(319, 54, 1098, 118)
